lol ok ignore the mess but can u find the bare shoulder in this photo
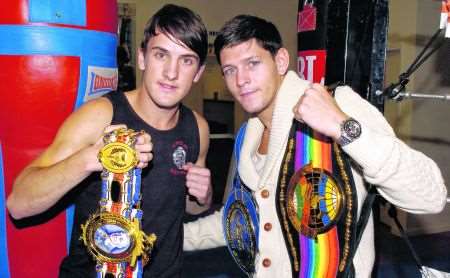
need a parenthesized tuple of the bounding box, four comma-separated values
(55, 96, 113, 145)
(192, 110, 210, 163)
(192, 110, 209, 134)
(30, 96, 113, 167)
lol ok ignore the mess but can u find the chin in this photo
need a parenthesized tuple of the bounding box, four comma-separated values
(241, 101, 262, 112)
(243, 107, 261, 114)
(157, 102, 179, 110)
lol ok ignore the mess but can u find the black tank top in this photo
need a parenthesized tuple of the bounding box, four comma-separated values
(59, 91, 200, 277)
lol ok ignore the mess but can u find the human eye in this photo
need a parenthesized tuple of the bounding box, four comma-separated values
(248, 59, 260, 68)
(222, 67, 236, 77)
(181, 57, 195, 66)
(153, 51, 166, 60)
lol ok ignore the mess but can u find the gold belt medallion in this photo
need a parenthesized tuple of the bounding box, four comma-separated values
(81, 212, 156, 267)
(98, 142, 138, 174)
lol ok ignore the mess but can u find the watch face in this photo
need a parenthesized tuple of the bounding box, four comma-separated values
(343, 119, 361, 139)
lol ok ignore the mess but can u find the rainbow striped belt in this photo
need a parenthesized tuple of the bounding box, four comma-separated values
(279, 122, 357, 278)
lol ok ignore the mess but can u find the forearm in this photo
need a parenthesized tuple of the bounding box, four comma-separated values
(185, 196, 211, 215)
(335, 87, 447, 214)
(183, 209, 225, 251)
(376, 147, 447, 214)
(345, 129, 447, 214)
(7, 147, 96, 219)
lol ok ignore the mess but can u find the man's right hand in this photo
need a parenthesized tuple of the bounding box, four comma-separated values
(134, 130, 153, 169)
(88, 124, 153, 172)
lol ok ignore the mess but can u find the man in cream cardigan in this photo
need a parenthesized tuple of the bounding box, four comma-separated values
(184, 15, 447, 277)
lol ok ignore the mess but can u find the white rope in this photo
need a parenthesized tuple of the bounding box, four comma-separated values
(421, 266, 450, 278)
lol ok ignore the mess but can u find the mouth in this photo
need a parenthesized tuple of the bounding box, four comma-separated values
(239, 89, 257, 98)
(158, 81, 178, 92)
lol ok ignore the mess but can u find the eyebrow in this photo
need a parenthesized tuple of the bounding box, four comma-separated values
(150, 46, 199, 62)
(150, 46, 168, 53)
(180, 54, 199, 62)
(221, 55, 260, 70)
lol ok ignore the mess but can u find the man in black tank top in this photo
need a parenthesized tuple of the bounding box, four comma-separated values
(7, 4, 212, 277)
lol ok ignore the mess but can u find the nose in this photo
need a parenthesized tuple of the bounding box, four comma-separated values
(163, 58, 179, 81)
(236, 68, 250, 88)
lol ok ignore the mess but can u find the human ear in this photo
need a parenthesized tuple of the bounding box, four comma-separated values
(193, 64, 205, 83)
(275, 48, 289, 75)
(138, 48, 146, 71)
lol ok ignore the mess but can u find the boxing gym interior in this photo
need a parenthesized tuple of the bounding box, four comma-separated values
(0, 1, 449, 277)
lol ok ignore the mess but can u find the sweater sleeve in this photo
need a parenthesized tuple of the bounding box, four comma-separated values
(183, 209, 226, 251)
(335, 86, 447, 214)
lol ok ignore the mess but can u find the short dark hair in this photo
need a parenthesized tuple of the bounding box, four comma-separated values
(214, 15, 283, 65)
(140, 4, 208, 65)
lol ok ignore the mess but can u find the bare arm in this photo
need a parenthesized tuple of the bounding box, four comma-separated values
(185, 111, 212, 215)
(6, 98, 113, 219)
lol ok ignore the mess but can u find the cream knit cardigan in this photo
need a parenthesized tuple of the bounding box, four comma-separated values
(184, 71, 447, 278)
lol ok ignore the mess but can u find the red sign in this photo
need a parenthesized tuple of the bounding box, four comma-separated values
(297, 50, 327, 84)
(298, 4, 317, 32)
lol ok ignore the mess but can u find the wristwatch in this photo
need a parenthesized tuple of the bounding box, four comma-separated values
(337, 117, 361, 146)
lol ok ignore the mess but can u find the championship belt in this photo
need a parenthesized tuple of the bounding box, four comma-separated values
(81, 128, 156, 277)
(222, 123, 259, 276)
(278, 123, 357, 277)
(223, 176, 259, 276)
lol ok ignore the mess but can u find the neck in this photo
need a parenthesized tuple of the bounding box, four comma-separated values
(256, 109, 271, 155)
(127, 88, 180, 130)
(256, 73, 285, 154)
(258, 109, 273, 130)
(257, 128, 270, 154)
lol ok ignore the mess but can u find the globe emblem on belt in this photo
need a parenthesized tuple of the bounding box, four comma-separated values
(286, 164, 345, 238)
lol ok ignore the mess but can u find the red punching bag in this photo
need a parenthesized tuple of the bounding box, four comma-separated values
(0, 1, 118, 277)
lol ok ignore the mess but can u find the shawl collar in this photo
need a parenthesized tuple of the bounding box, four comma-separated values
(238, 71, 310, 190)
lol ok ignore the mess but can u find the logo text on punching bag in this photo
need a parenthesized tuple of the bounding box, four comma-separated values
(297, 50, 327, 84)
(92, 74, 117, 92)
(85, 66, 118, 102)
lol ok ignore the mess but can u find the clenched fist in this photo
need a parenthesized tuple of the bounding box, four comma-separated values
(183, 162, 212, 206)
(293, 83, 348, 141)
